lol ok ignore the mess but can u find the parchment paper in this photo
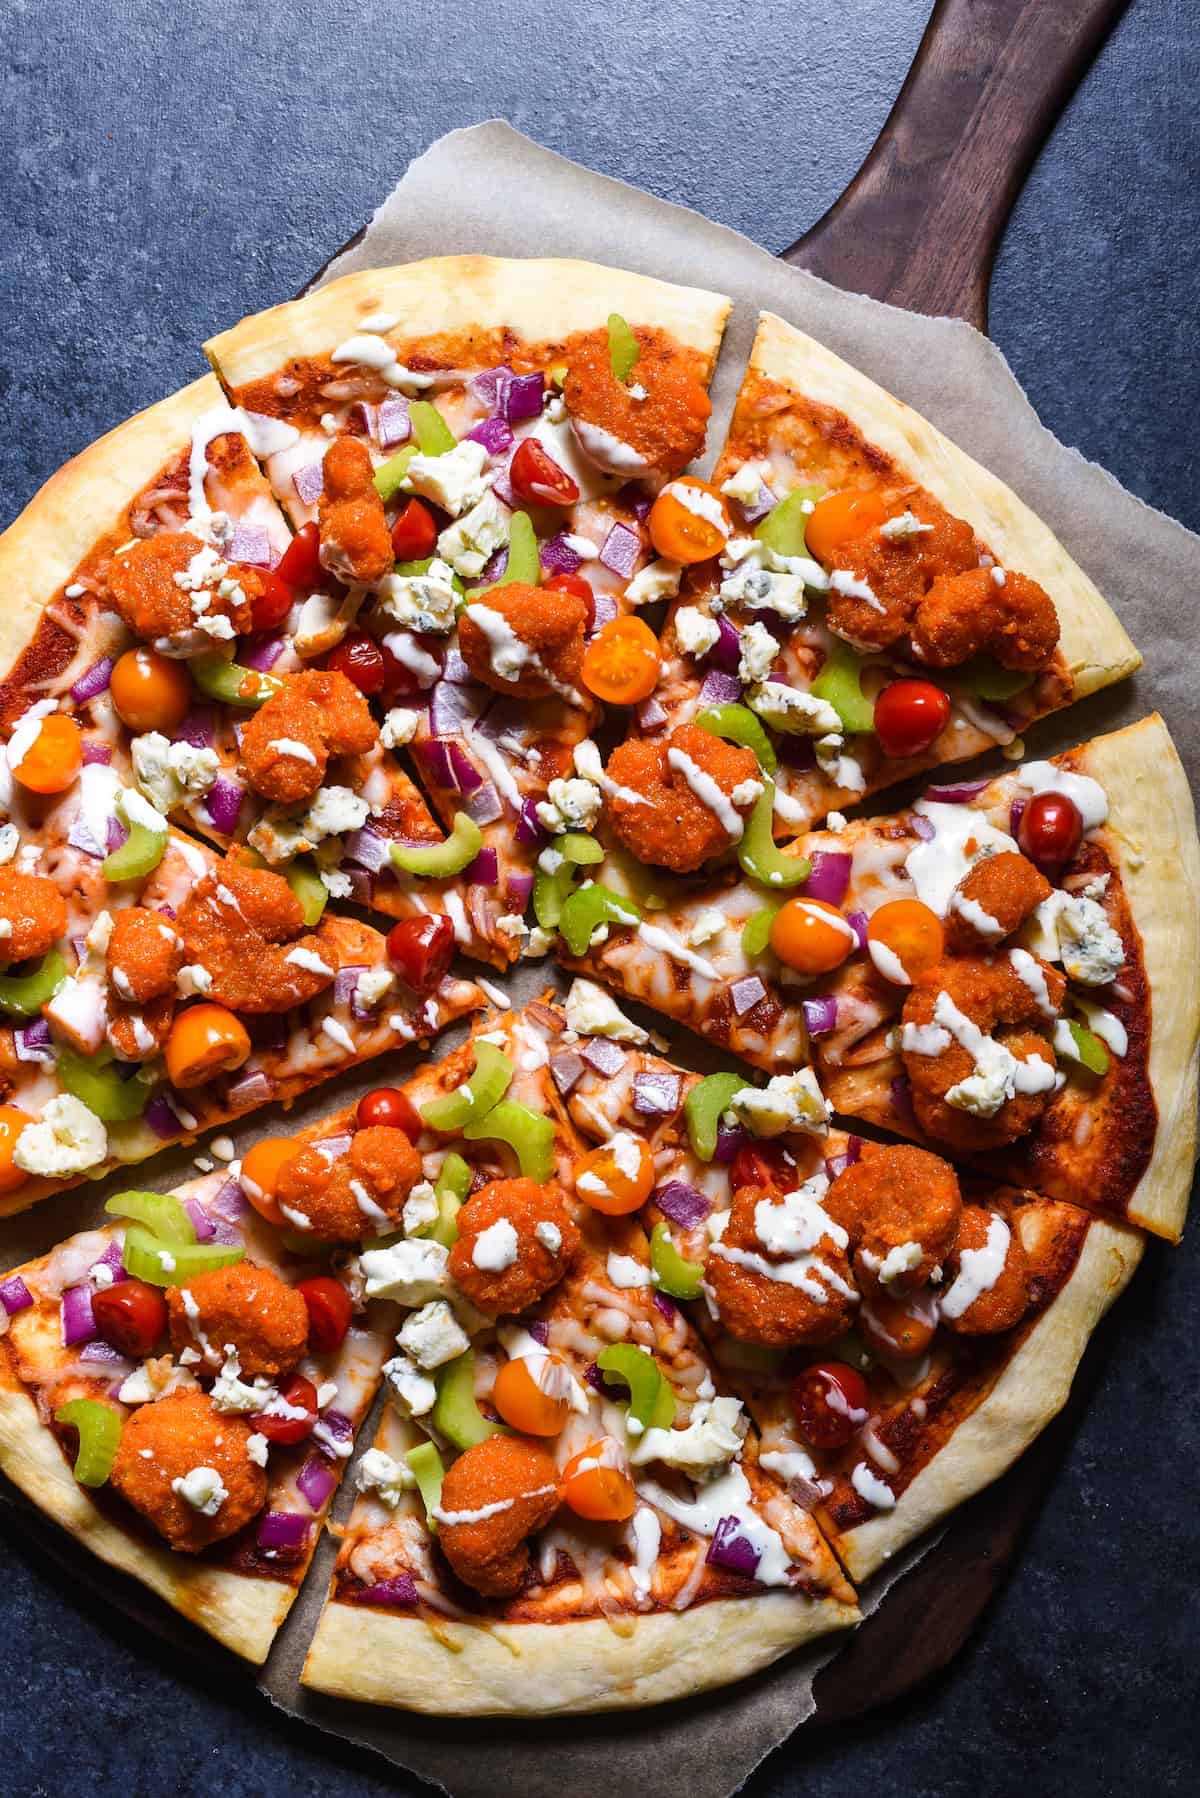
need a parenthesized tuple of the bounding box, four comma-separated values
(4, 118, 1198, 1798)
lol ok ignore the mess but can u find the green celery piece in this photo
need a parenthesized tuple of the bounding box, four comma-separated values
(285, 859, 328, 926)
(558, 883, 643, 957)
(556, 832, 604, 866)
(696, 702, 778, 774)
(684, 1071, 744, 1162)
(103, 820, 167, 883)
(59, 1049, 149, 1124)
(955, 656, 1034, 703)
(0, 949, 66, 1019)
(431, 1349, 505, 1451)
(190, 655, 284, 709)
(741, 903, 782, 959)
(55, 1399, 122, 1488)
(390, 812, 483, 878)
(736, 784, 812, 890)
(596, 1343, 674, 1430)
(649, 1221, 705, 1301)
(754, 484, 823, 558)
(497, 511, 539, 587)
(121, 1224, 243, 1287)
(408, 401, 456, 455)
(607, 312, 640, 382)
(1065, 1019, 1110, 1077)
(533, 861, 579, 933)
(810, 640, 875, 734)
(405, 1440, 445, 1528)
(105, 1189, 196, 1243)
(420, 1040, 513, 1133)
(374, 443, 419, 501)
(463, 1100, 555, 1182)
(429, 1151, 472, 1247)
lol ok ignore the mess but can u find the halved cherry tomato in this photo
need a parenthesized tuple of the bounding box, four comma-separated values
(492, 1355, 571, 1436)
(1018, 790, 1083, 871)
(12, 714, 82, 795)
(873, 680, 951, 759)
(866, 899, 944, 984)
(561, 1440, 635, 1521)
(326, 630, 386, 696)
(251, 1372, 319, 1445)
(581, 615, 661, 705)
(164, 1003, 251, 1090)
(276, 521, 322, 589)
(240, 1136, 300, 1226)
(769, 897, 856, 975)
(547, 570, 595, 631)
(91, 1278, 168, 1359)
(509, 438, 580, 508)
(804, 489, 889, 566)
(378, 639, 426, 699)
(647, 477, 732, 564)
(573, 1135, 654, 1216)
(860, 1291, 938, 1359)
(246, 567, 294, 633)
(386, 915, 456, 993)
(730, 1140, 797, 1195)
(109, 647, 192, 733)
(390, 499, 438, 561)
(356, 1085, 422, 1137)
(789, 1360, 870, 1450)
(0, 1104, 33, 1194)
(296, 1276, 353, 1354)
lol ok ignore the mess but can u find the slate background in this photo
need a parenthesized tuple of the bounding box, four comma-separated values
(1, 1, 1197, 1793)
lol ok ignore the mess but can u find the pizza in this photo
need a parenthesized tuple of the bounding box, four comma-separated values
(0, 254, 1193, 1719)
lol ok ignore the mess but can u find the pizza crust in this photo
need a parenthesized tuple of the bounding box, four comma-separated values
(751, 311, 1141, 700)
(302, 1586, 858, 1715)
(0, 1374, 291, 1662)
(205, 256, 731, 388)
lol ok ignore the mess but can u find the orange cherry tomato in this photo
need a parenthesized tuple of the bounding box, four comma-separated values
(873, 680, 951, 759)
(109, 647, 193, 734)
(860, 1291, 938, 1359)
(573, 1134, 655, 1215)
(12, 714, 82, 795)
(561, 1440, 636, 1522)
(390, 499, 438, 562)
(240, 1135, 302, 1225)
(769, 897, 857, 975)
(164, 1003, 251, 1090)
(647, 477, 732, 564)
(581, 616, 662, 705)
(356, 1086, 423, 1138)
(492, 1355, 571, 1436)
(804, 489, 890, 566)
(276, 521, 322, 589)
(0, 1104, 32, 1193)
(509, 438, 581, 508)
(866, 899, 945, 985)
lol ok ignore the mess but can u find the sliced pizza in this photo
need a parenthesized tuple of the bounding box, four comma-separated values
(204, 257, 732, 965)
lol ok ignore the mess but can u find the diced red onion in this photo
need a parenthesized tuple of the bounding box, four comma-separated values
(256, 1510, 312, 1551)
(61, 1285, 97, 1347)
(228, 1069, 273, 1107)
(465, 846, 498, 886)
(505, 870, 534, 910)
(465, 781, 504, 826)
(698, 669, 742, 706)
(15, 1019, 55, 1064)
(847, 910, 869, 951)
(549, 1051, 586, 1096)
(514, 797, 544, 849)
(637, 695, 668, 732)
(617, 481, 653, 522)
(79, 1339, 134, 1371)
(824, 1135, 864, 1179)
(708, 613, 742, 673)
(242, 634, 287, 671)
(924, 777, 991, 804)
(469, 365, 515, 409)
(507, 372, 545, 420)
(527, 1318, 550, 1346)
(446, 741, 484, 795)
(890, 1075, 916, 1123)
(346, 866, 375, 904)
(584, 1360, 624, 1399)
(633, 1071, 682, 1115)
(312, 1408, 352, 1457)
(737, 481, 775, 525)
(293, 463, 324, 506)
(81, 740, 112, 766)
(653, 1292, 678, 1321)
(71, 657, 115, 704)
(706, 1515, 761, 1576)
(581, 1038, 626, 1077)
(714, 1124, 747, 1164)
(333, 965, 369, 1009)
(802, 995, 838, 1037)
(0, 1275, 33, 1316)
(93, 1239, 128, 1283)
(801, 851, 852, 907)
(354, 1574, 418, 1607)
(909, 813, 936, 841)
(730, 976, 767, 1017)
(466, 415, 513, 458)
(539, 532, 582, 575)
(653, 1180, 711, 1228)
(173, 707, 215, 750)
(106, 816, 129, 854)
(490, 468, 519, 511)
(297, 1455, 338, 1512)
(205, 778, 243, 834)
(429, 680, 484, 738)
(377, 397, 411, 448)
(588, 594, 618, 637)
(143, 1093, 184, 1140)
(340, 825, 388, 875)
(441, 646, 473, 685)
(1010, 799, 1026, 836)
(225, 524, 273, 567)
(411, 740, 454, 793)
(599, 522, 640, 579)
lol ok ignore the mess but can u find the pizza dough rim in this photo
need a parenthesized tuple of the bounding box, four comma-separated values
(301, 1584, 859, 1715)
(751, 311, 1141, 700)
(831, 1213, 1143, 1581)
(0, 1374, 290, 1663)
(205, 256, 732, 390)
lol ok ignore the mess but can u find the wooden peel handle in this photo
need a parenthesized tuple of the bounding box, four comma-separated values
(784, 0, 1130, 327)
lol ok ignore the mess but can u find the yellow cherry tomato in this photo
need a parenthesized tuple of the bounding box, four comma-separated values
(12, 714, 82, 795)
(860, 1289, 938, 1358)
(866, 898, 945, 985)
(769, 897, 857, 975)
(561, 1440, 636, 1522)
(581, 616, 662, 705)
(239, 1135, 302, 1226)
(573, 1134, 655, 1216)
(165, 1003, 251, 1089)
(804, 488, 890, 566)
(0, 1104, 32, 1193)
(110, 647, 192, 733)
(492, 1355, 571, 1436)
(647, 477, 732, 564)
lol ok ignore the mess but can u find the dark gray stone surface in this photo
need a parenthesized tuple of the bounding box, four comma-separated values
(0, 2, 1196, 1794)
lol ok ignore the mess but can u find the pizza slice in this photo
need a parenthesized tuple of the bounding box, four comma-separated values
(301, 998, 860, 1714)
(0, 1099, 421, 1661)
(204, 256, 732, 965)
(636, 310, 1140, 834)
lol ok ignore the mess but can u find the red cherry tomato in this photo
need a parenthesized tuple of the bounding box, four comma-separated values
(790, 1361, 870, 1451)
(276, 522, 322, 589)
(385, 914, 456, 993)
(91, 1279, 168, 1359)
(1017, 790, 1083, 871)
(251, 1372, 319, 1445)
(873, 680, 952, 759)
(391, 498, 438, 561)
(356, 1085, 423, 1137)
(509, 438, 580, 508)
(377, 639, 426, 699)
(326, 630, 386, 696)
(296, 1277, 353, 1355)
(730, 1141, 797, 1195)
(246, 567, 294, 633)
(547, 570, 595, 631)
